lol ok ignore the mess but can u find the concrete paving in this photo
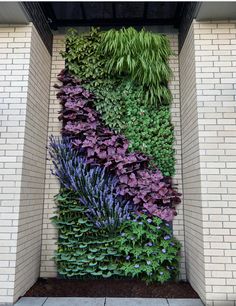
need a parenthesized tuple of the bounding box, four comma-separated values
(15, 297, 205, 306)
(167, 299, 204, 306)
(44, 298, 105, 306)
(106, 298, 168, 306)
(14, 298, 47, 306)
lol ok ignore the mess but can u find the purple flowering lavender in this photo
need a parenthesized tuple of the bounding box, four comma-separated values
(49, 136, 132, 232)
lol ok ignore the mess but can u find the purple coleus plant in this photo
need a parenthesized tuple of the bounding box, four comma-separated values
(54, 69, 181, 222)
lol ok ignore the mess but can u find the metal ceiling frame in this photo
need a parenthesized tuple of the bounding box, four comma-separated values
(39, 2, 186, 30)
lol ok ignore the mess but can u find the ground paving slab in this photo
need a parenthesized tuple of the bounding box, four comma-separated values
(14, 297, 204, 306)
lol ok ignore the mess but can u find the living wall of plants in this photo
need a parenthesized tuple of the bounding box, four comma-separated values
(50, 27, 181, 283)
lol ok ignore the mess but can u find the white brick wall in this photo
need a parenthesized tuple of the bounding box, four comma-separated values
(0, 24, 51, 304)
(180, 20, 236, 306)
(40, 33, 186, 279)
(179, 23, 206, 301)
(40, 35, 65, 278)
(169, 34, 186, 280)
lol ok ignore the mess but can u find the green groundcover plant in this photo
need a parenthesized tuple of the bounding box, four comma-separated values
(52, 190, 180, 282)
(116, 214, 180, 283)
(52, 190, 123, 278)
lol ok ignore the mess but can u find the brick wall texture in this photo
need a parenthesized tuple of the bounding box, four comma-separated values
(40, 35, 65, 278)
(1, 21, 236, 306)
(39, 32, 186, 280)
(0, 24, 51, 304)
(180, 20, 236, 306)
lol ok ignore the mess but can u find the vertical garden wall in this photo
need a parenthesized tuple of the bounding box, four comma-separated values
(47, 27, 183, 282)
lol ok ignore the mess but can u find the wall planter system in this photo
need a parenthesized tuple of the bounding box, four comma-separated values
(50, 27, 181, 284)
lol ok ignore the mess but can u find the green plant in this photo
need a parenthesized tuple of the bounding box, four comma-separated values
(52, 190, 181, 282)
(61, 28, 175, 175)
(124, 104, 175, 176)
(93, 80, 175, 176)
(116, 214, 181, 283)
(61, 27, 106, 86)
(53, 29, 181, 282)
(99, 27, 173, 106)
(52, 190, 123, 278)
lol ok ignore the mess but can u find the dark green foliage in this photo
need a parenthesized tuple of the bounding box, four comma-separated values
(52, 190, 123, 278)
(61, 27, 106, 85)
(116, 214, 181, 283)
(52, 190, 181, 282)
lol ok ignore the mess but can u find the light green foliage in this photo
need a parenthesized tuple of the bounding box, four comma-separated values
(124, 104, 175, 176)
(116, 214, 181, 283)
(93, 80, 175, 176)
(99, 27, 173, 106)
(62, 28, 175, 174)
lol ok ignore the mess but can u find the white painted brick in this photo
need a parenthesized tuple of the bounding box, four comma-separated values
(180, 20, 236, 306)
(0, 24, 51, 304)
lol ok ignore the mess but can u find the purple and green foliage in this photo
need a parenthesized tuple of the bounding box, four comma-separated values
(55, 70, 180, 222)
(49, 136, 132, 233)
(50, 28, 181, 282)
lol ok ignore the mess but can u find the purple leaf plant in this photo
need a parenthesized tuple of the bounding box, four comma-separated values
(53, 69, 181, 222)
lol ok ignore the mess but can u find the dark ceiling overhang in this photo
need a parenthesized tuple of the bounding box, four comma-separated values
(39, 2, 185, 30)
(1, 2, 236, 54)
